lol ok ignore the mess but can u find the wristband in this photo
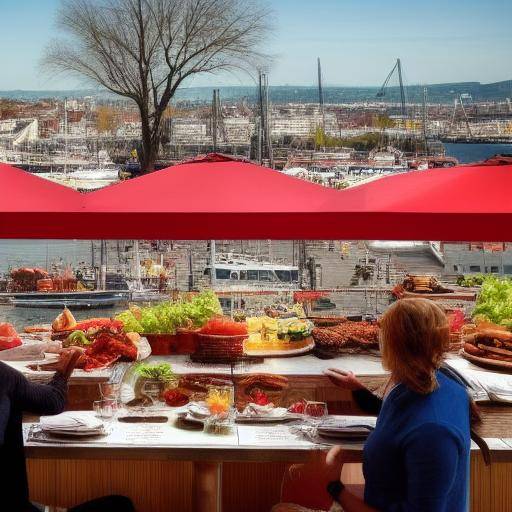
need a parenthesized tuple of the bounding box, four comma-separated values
(327, 480, 345, 502)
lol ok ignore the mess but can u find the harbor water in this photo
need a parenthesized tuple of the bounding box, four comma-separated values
(443, 142, 512, 164)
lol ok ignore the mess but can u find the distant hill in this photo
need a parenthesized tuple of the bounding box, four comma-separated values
(1, 80, 511, 105)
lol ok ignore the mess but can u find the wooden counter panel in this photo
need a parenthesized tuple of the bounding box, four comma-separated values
(28, 459, 193, 512)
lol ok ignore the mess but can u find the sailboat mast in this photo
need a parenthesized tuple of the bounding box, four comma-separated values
(422, 87, 429, 155)
(317, 57, 325, 132)
(64, 97, 68, 175)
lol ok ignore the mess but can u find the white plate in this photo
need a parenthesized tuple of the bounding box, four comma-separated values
(244, 338, 315, 358)
(235, 413, 302, 423)
(41, 427, 107, 437)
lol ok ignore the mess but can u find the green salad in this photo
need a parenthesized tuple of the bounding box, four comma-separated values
(472, 276, 512, 326)
(116, 290, 222, 334)
(135, 362, 175, 381)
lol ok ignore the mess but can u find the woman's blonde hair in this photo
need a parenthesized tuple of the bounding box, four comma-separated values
(379, 298, 450, 394)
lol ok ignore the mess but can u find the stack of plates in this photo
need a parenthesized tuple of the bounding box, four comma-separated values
(317, 418, 375, 440)
(40, 412, 106, 437)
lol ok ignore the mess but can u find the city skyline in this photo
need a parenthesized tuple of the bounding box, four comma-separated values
(0, 0, 511, 91)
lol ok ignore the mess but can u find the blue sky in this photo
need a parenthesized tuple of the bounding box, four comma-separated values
(0, 0, 511, 90)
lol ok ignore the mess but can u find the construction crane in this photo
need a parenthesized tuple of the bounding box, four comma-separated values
(450, 94, 473, 137)
(376, 58, 407, 118)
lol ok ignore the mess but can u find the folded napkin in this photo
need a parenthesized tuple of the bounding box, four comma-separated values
(242, 403, 289, 418)
(40, 412, 104, 433)
(188, 402, 211, 419)
(446, 359, 512, 403)
(292, 416, 376, 445)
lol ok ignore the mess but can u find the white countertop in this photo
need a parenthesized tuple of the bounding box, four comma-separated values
(23, 410, 512, 461)
(145, 353, 387, 378)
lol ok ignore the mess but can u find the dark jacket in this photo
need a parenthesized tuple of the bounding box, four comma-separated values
(0, 361, 67, 511)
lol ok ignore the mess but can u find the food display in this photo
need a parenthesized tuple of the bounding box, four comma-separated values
(0, 323, 22, 351)
(163, 389, 190, 407)
(206, 387, 233, 416)
(115, 290, 222, 334)
(312, 320, 379, 353)
(50, 308, 141, 371)
(135, 362, 175, 381)
(457, 274, 486, 288)
(471, 276, 512, 327)
(236, 374, 288, 410)
(243, 316, 314, 355)
(393, 274, 454, 298)
(194, 317, 248, 361)
(78, 330, 139, 371)
(464, 327, 512, 363)
(9, 267, 50, 292)
(175, 374, 234, 403)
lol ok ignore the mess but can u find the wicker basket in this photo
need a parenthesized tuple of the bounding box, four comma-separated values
(195, 333, 246, 361)
(144, 333, 179, 355)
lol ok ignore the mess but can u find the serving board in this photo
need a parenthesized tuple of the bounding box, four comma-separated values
(461, 349, 512, 373)
(243, 338, 315, 358)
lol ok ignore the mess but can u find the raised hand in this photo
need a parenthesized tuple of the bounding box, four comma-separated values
(323, 368, 365, 391)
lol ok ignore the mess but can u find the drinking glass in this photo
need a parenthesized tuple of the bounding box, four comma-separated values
(141, 379, 164, 407)
(93, 399, 119, 422)
(98, 382, 121, 400)
(304, 401, 328, 422)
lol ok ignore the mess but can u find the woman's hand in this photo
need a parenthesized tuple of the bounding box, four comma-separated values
(323, 368, 365, 391)
(54, 348, 82, 380)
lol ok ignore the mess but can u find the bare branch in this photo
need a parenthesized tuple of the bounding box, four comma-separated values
(42, 0, 272, 171)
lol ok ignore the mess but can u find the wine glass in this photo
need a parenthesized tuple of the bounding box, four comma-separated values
(304, 401, 328, 424)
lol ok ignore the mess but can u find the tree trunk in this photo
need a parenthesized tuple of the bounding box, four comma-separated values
(140, 112, 163, 174)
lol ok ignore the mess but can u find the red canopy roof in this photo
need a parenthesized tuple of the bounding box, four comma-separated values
(3, 158, 512, 241)
(326, 164, 512, 241)
(0, 163, 84, 239)
(83, 158, 342, 240)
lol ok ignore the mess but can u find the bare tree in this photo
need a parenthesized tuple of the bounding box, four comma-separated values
(44, 0, 270, 172)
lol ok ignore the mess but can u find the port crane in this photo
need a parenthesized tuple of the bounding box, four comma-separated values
(376, 58, 407, 118)
(450, 94, 473, 137)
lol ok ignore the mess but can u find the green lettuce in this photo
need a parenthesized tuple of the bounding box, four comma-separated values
(115, 290, 222, 334)
(472, 276, 512, 326)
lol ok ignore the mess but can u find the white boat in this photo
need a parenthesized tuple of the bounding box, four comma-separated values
(38, 164, 120, 191)
(366, 241, 445, 265)
(205, 254, 300, 291)
(67, 165, 120, 181)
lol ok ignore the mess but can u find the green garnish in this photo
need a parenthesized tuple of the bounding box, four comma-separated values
(135, 362, 175, 382)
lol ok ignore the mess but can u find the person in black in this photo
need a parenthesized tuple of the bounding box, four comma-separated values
(0, 349, 134, 512)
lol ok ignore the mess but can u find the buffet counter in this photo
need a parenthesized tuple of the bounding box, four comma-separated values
(24, 353, 512, 512)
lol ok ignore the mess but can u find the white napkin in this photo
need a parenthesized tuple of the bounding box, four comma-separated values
(241, 403, 288, 418)
(446, 359, 512, 404)
(40, 412, 104, 432)
(188, 402, 210, 419)
(317, 416, 377, 432)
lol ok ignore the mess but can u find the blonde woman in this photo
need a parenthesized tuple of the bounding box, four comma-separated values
(321, 298, 472, 512)
(277, 299, 475, 511)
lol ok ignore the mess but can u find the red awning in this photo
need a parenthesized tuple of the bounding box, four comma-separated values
(3, 158, 512, 241)
(0, 163, 84, 238)
(325, 164, 512, 241)
(83, 158, 343, 240)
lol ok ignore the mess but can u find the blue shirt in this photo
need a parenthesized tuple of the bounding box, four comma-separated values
(363, 371, 470, 512)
